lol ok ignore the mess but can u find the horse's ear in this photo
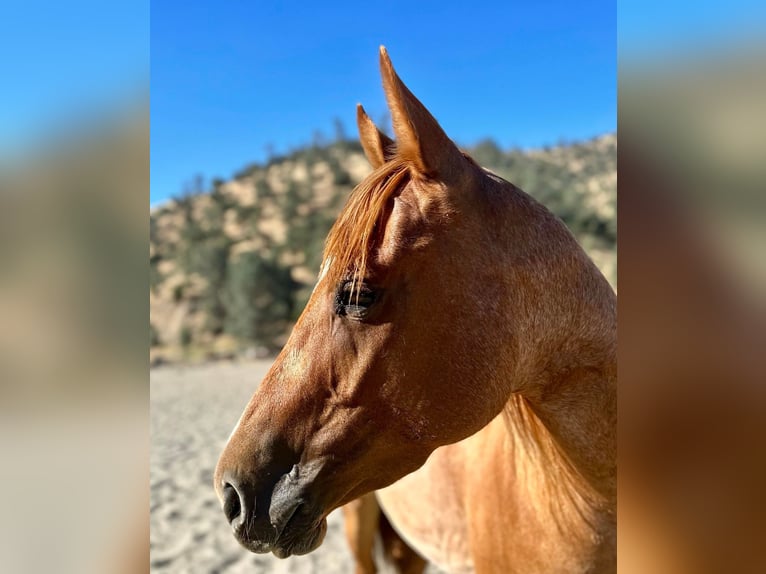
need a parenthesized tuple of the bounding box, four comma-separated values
(379, 46, 465, 180)
(356, 103, 395, 168)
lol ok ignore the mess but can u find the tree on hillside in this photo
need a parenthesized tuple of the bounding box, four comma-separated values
(150, 253, 164, 293)
(223, 252, 298, 347)
(333, 117, 347, 143)
(192, 237, 231, 334)
(173, 190, 233, 335)
(471, 138, 504, 168)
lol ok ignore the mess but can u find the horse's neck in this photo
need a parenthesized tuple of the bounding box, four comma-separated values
(490, 185, 617, 504)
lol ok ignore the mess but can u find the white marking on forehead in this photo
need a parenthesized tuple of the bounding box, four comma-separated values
(312, 256, 334, 294)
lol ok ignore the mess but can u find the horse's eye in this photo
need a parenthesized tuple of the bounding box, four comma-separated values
(335, 281, 378, 319)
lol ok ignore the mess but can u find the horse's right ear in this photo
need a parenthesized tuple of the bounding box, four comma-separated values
(356, 103, 395, 168)
(379, 46, 466, 182)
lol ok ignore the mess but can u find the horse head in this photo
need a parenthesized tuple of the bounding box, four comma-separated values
(214, 47, 613, 558)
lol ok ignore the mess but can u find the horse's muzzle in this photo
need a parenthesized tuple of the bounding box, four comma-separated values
(219, 469, 327, 558)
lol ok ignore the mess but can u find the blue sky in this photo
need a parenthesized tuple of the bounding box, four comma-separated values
(619, 0, 766, 58)
(150, 0, 616, 205)
(4, 1, 765, 205)
(0, 0, 149, 155)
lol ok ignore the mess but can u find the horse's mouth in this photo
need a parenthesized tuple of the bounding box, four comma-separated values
(234, 506, 328, 558)
(270, 516, 327, 558)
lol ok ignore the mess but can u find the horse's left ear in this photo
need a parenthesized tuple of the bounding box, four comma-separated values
(379, 46, 466, 181)
(356, 103, 396, 169)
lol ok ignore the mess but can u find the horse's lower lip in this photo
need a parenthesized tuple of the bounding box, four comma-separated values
(235, 506, 326, 558)
(271, 516, 327, 558)
(251, 531, 314, 558)
(271, 545, 294, 559)
(241, 539, 273, 554)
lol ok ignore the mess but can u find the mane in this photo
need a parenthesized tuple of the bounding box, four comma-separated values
(322, 157, 411, 292)
(504, 394, 603, 534)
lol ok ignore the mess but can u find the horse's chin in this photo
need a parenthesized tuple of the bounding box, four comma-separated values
(271, 517, 327, 558)
(238, 517, 327, 559)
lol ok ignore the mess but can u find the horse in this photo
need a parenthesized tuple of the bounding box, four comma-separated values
(214, 46, 616, 573)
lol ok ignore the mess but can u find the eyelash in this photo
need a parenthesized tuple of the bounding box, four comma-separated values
(335, 282, 378, 319)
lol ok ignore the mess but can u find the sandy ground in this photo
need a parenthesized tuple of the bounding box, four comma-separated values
(150, 360, 443, 573)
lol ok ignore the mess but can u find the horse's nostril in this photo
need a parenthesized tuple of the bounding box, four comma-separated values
(222, 482, 243, 526)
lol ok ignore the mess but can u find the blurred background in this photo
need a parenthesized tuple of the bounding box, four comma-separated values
(0, 1, 149, 573)
(1, 0, 764, 573)
(619, 2, 766, 573)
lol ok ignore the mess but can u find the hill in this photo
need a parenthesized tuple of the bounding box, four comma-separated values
(150, 135, 616, 362)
